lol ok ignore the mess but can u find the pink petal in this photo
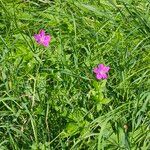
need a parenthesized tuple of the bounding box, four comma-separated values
(96, 73, 102, 80)
(41, 35, 51, 47)
(39, 29, 45, 36)
(93, 67, 99, 73)
(101, 73, 108, 79)
(42, 41, 49, 47)
(103, 66, 110, 72)
(44, 35, 51, 43)
(34, 34, 41, 42)
(98, 64, 105, 70)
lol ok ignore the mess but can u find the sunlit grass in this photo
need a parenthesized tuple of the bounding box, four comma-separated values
(0, 0, 149, 149)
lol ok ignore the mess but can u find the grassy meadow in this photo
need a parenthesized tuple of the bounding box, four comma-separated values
(0, 0, 149, 149)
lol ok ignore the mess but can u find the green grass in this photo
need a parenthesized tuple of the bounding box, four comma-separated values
(0, 0, 149, 149)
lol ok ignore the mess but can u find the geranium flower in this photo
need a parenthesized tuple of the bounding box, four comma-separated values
(93, 64, 110, 80)
(34, 29, 51, 47)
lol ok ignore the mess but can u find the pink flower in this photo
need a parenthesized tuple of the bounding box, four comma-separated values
(34, 29, 51, 47)
(93, 64, 110, 80)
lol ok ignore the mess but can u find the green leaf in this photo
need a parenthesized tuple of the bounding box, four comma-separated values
(97, 103, 102, 112)
(65, 123, 79, 136)
(101, 98, 111, 104)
